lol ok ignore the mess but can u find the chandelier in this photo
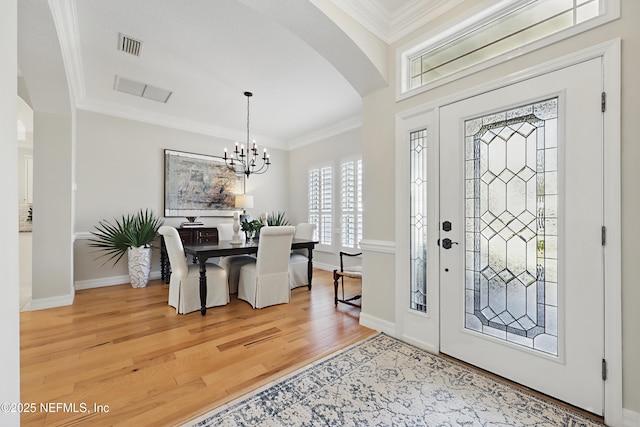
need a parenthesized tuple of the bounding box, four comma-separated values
(223, 91, 271, 178)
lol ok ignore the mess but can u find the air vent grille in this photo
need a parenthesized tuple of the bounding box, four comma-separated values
(118, 33, 142, 56)
(114, 76, 172, 103)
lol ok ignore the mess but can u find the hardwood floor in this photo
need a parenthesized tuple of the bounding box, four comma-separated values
(20, 269, 373, 426)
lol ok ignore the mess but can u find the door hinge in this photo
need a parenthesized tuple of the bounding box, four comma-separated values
(601, 226, 606, 246)
(601, 92, 606, 113)
(602, 359, 607, 381)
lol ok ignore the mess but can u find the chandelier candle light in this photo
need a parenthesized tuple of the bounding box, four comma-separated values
(223, 91, 271, 178)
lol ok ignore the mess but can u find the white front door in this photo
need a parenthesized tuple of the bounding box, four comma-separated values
(439, 58, 604, 414)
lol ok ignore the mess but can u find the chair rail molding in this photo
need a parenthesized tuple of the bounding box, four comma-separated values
(359, 239, 395, 253)
(74, 231, 92, 241)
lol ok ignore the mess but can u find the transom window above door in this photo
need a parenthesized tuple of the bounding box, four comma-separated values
(397, 0, 619, 99)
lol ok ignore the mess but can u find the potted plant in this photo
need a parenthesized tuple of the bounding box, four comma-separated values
(266, 211, 290, 226)
(88, 209, 163, 288)
(241, 219, 263, 243)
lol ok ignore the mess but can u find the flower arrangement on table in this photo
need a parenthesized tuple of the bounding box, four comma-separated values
(241, 219, 263, 242)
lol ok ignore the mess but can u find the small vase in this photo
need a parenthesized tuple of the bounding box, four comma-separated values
(246, 230, 256, 243)
(128, 246, 152, 288)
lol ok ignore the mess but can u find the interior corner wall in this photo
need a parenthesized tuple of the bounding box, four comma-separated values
(31, 112, 74, 304)
(0, 0, 21, 424)
(359, 86, 397, 328)
(287, 127, 362, 268)
(74, 110, 289, 284)
(360, 0, 639, 414)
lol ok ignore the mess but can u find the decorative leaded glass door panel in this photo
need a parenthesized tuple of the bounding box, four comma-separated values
(439, 58, 604, 415)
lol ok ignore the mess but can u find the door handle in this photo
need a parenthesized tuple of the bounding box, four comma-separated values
(441, 238, 458, 249)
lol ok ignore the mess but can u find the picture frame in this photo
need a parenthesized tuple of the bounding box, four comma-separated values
(164, 149, 243, 217)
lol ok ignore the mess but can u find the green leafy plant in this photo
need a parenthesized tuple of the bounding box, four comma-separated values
(266, 211, 290, 226)
(241, 219, 264, 234)
(88, 209, 163, 266)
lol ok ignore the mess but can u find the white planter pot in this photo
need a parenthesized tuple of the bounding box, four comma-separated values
(127, 246, 152, 288)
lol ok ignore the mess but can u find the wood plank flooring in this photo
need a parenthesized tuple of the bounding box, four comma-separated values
(20, 269, 373, 426)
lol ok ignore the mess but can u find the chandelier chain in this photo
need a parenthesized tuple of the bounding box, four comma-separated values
(223, 91, 271, 178)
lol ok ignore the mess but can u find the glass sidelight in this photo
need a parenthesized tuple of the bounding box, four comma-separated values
(464, 98, 558, 355)
(410, 128, 428, 312)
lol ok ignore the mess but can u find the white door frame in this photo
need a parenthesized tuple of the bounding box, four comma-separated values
(395, 39, 621, 426)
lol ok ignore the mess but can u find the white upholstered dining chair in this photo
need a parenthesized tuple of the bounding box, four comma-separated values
(289, 223, 315, 289)
(159, 226, 229, 314)
(216, 223, 234, 240)
(217, 225, 255, 294)
(205, 222, 235, 267)
(238, 226, 295, 309)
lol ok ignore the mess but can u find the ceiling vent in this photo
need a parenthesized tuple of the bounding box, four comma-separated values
(118, 33, 142, 56)
(114, 76, 172, 103)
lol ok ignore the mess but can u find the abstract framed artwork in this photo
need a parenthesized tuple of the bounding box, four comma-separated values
(164, 149, 243, 217)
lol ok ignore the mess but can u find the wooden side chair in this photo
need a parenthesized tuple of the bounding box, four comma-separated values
(333, 251, 362, 307)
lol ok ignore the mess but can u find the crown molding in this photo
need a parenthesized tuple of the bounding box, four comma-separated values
(48, 0, 354, 152)
(331, 0, 466, 44)
(389, 0, 466, 44)
(48, 0, 289, 150)
(287, 114, 361, 150)
(330, 0, 391, 43)
(48, 0, 85, 105)
(76, 97, 287, 150)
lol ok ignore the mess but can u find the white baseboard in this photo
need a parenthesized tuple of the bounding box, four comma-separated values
(359, 312, 395, 336)
(359, 313, 438, 354)
(401, 334, 438, 354)
(74, 264, 333, 290)
(29, 293, 74, 311)
(312, 262, 335, 272)
(75, 270, 163, 290)
(624, 408, 640, 427)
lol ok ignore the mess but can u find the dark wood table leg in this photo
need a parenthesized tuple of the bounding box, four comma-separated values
(198, 258, 207, 315)
(160, 241, 171, 284)
(160, 248, 166, 282)
(333, 270, 339, 306)
(307, 245, 314, 290)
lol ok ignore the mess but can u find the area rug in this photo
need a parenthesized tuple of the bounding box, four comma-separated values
(186, 333, 604, 426)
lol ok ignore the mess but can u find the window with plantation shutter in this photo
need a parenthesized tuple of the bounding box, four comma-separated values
(341, 159, 362, 249)
(308, 166, 332, 245)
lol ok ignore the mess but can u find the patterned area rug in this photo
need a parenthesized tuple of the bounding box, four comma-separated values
(186, 334, 604, 426)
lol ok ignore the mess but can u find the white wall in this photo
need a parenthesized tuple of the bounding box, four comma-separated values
(31, 112, 74, 306)
(361, 0, 640, 415)
(288, 126, 362, 268)
(73, 110, 289, 284)
(0, 0, 21, 424)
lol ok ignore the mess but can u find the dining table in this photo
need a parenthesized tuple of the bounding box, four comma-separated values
(183, 238, 318, 315)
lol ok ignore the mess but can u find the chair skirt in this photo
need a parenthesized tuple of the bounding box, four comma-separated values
(289, 253, 309, 289)
(219, 255, 256, 294)
(238, 263, 290, 309)
(169, 263, 229, 314)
